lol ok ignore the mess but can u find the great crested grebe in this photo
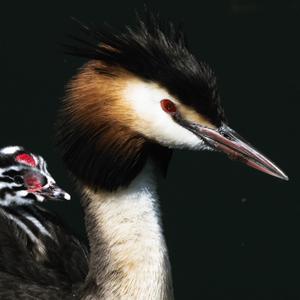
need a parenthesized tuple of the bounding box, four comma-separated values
(0, 14, 288, 300)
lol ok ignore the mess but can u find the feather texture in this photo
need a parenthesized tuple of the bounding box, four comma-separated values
(63, 12, 226, 126)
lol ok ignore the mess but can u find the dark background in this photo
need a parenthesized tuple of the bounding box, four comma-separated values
(0, 0, 299, 299)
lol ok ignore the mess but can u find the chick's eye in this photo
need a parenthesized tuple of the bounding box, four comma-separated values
(24, 172, 46, 191)
(160, 99, 177, 114)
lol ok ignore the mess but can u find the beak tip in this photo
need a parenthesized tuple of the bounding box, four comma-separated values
(273, 168, 289, 181)
(64, 193, 71, 200)
(190, 123, 290, 183)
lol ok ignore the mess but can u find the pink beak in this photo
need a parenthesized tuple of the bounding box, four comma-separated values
(187, 122, 288, 181)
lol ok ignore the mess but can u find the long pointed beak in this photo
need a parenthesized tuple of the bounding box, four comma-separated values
(187, 122, 288, 180)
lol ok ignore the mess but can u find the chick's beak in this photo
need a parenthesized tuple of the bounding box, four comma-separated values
(39, 183, 71, 201)
(186, 122, 288, 180)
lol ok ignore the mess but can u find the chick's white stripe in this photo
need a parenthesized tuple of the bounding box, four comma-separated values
(1, 210, 39, 243)
(0, 182, 20, 189)
(0, 196, 32, 207)
(39, 156, 46, 173)
(0, 146, 21, 155)
(24, 215, 52, 238)
(32, 154, 39, 167)
(0, 166, 24, 176)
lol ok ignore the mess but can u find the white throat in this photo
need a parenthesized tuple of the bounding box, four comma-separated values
(81, 161, 173, 300)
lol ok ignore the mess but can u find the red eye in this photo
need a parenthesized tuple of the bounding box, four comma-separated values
(24, 172, 44, 192)
(16, 153, 36, 167)
(160, 99, 177, 114)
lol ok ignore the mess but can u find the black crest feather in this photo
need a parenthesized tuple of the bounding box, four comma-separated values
(64, 12, 226, 125)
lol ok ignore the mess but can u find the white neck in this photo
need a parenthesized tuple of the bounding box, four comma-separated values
(80, 161, 173, 300)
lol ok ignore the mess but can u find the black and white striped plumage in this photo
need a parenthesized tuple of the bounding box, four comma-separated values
(0, 146, 70, 205)
(0, 146, 88, 299)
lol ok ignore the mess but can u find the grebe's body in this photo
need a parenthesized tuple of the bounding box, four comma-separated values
(0, 13, 288, 299)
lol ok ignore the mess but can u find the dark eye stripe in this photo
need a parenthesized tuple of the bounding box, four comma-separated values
(2, 170, 20, 177)
(0, 176, 15, 183)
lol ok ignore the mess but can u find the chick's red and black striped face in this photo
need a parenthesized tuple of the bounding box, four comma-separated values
(0, 146, 70, 206)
